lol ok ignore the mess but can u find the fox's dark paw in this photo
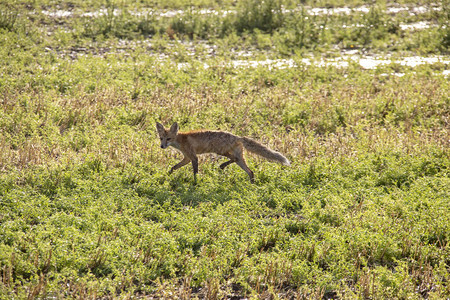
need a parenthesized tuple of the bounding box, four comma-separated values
(219, 160, 233, 170)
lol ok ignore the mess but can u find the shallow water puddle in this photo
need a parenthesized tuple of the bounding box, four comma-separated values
(308, 5, 441, 15)
(177, 55, 449, 75)
(41, 4, 441, 19)
(399, 21, 433, 30)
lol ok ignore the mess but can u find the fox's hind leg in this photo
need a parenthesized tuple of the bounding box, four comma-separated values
(235, 158, 254, 183)
(233, 147, 254, 183)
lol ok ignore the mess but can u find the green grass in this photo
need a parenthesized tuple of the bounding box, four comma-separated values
(0, 0, 449, 298)
(2, 0, 449, 54)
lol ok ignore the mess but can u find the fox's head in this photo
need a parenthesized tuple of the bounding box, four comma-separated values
(156, 122, 179, 149)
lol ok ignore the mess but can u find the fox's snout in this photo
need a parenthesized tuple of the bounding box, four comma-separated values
(160, 139, 171, 149)
(159, 137, 174, 149)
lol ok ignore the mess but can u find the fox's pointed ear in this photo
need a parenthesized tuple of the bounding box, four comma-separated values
(156, 122, 165, 135)
(170, 122, 179, 134)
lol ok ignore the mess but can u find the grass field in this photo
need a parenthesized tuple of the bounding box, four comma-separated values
(1, 0, 449, 298)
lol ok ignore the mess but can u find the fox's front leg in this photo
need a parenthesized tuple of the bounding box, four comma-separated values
(191, 156, 199, 182)
(169, 157, 190, 174)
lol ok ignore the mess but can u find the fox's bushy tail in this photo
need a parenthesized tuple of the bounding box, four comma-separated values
(241, 137, 290, 166)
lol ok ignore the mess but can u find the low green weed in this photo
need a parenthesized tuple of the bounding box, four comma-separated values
(0, 3, 18, 31)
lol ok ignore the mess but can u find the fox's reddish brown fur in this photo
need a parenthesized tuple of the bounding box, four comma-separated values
(156, 122, 290, 183)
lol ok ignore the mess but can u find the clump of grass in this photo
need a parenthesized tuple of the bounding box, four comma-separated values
(168, 8, 219, 39)
(234, 0, 284, 33)
(79, 2, 139, 39)
(0, 3, 18, 31)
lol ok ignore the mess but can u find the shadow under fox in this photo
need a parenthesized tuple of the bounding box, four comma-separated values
(157, 122, 290, 183)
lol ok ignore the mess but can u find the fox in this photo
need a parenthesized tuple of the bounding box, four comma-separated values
(156, 122, 290, 183)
